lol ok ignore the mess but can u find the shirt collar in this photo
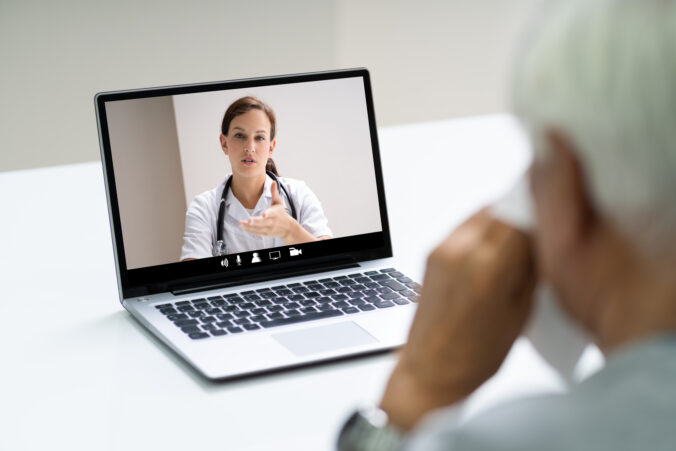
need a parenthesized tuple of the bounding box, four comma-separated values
(223, 173, 275, 210)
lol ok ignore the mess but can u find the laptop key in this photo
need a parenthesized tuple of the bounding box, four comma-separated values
(234, 318, 250, 325)
(358, 304, 376, 311)
(227, 326, 244, 333)
(380, 279, 407, 291)
(210, 329, 227, 336)
(380, 268, 396, 273)
(159, 308, 177, 315)
(175, 319, 199, 327)
(216, 320, 233, 328)
(342, 307, 360, 314)
(202, 323, 217, 331)
(396, 277, 413, 284)
(268, 305, 283, 312)
(216, 313, 233, 321)
(380, 292, 401, 300)
(300, 306, 317, 314)
(285, 309, 301, 316)
(155, 303, 172, 309)
(243, 323, 261, 331)
(324, 281, 341, 288)
(393, 298, 410, 305)
(258, 309, 343, 328)
(337, 286, 353, 293)
(374, 301, 395, 309)
(364, 271, 378, 275)
(181, 326, 202, 334)
(189, 332, 209, 339)
(167, 313, 188, 321)
(250, 315, 267, 322)
(276, 289, 293, 296)
(332, 301, 350, 309)
(268, 312, 285, 319)
(370, 274, 391, 281)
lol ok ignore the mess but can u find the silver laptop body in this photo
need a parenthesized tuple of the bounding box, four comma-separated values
(95, 68, 418, 380)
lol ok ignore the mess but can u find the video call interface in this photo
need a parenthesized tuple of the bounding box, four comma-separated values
(105, 76, 384, 273)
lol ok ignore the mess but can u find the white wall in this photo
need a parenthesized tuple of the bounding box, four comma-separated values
(172, 77, 382, 238)
(106, 97, 187, 269)
(0, 0, 543, 173)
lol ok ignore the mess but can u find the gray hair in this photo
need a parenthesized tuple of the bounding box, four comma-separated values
(513, 0, 676, 257)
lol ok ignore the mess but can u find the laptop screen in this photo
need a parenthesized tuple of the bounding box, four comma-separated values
(96, 69, 391, 297)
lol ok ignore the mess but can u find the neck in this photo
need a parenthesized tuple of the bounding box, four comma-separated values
(230, 173, 266, 209)
(589, 233, 676, 352)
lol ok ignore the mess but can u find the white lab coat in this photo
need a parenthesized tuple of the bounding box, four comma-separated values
(180, 174, 332, 259)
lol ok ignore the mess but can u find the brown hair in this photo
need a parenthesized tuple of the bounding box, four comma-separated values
(221, 96, 279, 176)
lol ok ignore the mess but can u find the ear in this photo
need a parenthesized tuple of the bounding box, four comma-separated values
(530, 129, 595, 260)
(268, 138, 276, 157)
(220, 134, 229, 156)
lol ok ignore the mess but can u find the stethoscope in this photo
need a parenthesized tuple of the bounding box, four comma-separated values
(214, 170, 297, 256)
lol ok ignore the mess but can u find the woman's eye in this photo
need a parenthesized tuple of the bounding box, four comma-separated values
(255, 136, 265, 141)
(234, 133, 244, 139)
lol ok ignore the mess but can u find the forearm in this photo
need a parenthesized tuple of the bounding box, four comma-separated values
(281, 220, 319, 245)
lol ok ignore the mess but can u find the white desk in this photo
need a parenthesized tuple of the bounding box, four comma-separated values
(0, 115, 590, 451)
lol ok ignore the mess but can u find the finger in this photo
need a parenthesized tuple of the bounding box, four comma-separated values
(238, 222, 273, 236)
(270, 181, 283, 206)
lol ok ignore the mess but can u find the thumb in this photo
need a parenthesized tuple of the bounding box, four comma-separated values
(270, 181, 283, 206)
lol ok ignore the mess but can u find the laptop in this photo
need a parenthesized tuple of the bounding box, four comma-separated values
(95, 68, 420, 380)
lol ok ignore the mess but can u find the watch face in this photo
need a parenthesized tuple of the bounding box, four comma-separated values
(337, 408, 402, 451)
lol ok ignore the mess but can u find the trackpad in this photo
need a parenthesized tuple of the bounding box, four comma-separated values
(272, 321, 378, 356)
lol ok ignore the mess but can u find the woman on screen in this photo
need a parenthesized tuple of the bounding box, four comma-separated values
(180, 96, 332, 261)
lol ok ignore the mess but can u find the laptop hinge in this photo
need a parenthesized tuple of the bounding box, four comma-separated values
(169, 259, 359, 296)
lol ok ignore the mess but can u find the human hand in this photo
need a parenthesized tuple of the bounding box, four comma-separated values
(380, 211, 536, 431)
(238, 181, 296, 240)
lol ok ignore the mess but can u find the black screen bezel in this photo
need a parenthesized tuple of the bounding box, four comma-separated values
(95, 68, 392, 298)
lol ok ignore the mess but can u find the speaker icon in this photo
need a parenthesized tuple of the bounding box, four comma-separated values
(220, 258, 229, 268)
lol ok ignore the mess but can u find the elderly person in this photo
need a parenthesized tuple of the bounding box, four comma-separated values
(338, 0, 676, 450)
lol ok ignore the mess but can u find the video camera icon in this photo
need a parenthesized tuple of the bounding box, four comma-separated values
(289, 247, 302, 257)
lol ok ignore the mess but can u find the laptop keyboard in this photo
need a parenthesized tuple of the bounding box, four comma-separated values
(154, 268, 421, 340)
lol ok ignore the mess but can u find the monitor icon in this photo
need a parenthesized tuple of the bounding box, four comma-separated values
(269, 251, 281, 261)
(289, 247, 302, 257)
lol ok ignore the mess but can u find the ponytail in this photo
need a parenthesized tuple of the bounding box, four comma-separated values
(266, 158, 279, 176)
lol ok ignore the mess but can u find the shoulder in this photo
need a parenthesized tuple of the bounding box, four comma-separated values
(277, 176, 316, 200)
(187, 178, 227, 217)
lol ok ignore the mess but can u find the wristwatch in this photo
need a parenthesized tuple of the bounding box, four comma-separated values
(337, 405, 404, 451)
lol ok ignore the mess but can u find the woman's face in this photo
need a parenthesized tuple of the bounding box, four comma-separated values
(221, 109, 275, 179)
